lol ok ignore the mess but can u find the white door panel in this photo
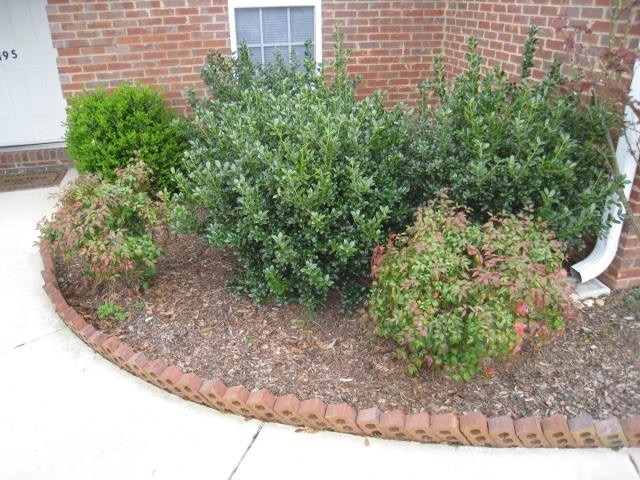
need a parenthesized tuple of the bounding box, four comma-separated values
(0, 0, 66, 147)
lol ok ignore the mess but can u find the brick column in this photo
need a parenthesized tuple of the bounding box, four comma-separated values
(601, 168, 640, 289)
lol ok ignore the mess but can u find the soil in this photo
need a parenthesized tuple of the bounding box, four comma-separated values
(55, 233, 640, 419)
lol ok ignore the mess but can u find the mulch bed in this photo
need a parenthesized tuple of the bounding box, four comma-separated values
(55, 233, 640, 419)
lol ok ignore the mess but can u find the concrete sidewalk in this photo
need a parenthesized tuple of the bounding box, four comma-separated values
(0, 172, 638, 480)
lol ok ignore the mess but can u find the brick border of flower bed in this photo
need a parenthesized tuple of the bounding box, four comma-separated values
(39, 241, 640, 448)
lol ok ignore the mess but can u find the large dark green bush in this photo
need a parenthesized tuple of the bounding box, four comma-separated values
(65, 83, 188, 191)
(368, 194, 576, 380)
(409, 28, 626, 252)
(39, 159, 169, 287)
(173, 35, 413, 309)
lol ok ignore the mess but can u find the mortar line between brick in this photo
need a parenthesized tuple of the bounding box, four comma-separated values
(227, 422, 264, 480)
(629, 452, 640, 478)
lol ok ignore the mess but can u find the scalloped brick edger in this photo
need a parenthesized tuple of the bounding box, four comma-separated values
(39, 242, 640, 449)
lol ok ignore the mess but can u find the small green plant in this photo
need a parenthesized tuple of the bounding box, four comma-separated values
(368, 194, 577, 381)
(625, 288, 640, 306)
(174, 29, 412, 309)
(409, 27, 626, 252)
(65, 83, 188, 191)
(38, 159, 169, 287)
(97, 301, 129, 323)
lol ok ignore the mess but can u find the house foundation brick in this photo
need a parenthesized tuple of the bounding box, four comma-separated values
(0, 146, 71, 170)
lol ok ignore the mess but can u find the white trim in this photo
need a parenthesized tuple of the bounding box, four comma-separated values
(228, 0, 322, 63)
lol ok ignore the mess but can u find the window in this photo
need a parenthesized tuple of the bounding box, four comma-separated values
(228, 0, 322, 65)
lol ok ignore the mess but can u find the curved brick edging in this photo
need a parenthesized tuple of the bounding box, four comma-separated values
(39, 242, 640, 449)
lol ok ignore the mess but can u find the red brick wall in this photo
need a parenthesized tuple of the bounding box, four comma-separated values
(46, 0, 231, 112)
(441, 0, 639, 81)
(321, 1, 445, 104)
(0, 145, 71, 170)
(601, 169, 640, 289)
(46, 0, 446, 110)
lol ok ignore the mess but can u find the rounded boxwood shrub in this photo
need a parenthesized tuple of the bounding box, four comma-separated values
(173, 35, 413, 309)
(65, 83, 188, 191)
(368, 194, 577, 381)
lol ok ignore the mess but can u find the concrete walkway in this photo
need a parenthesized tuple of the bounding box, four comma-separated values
(0, 172, 638, 480)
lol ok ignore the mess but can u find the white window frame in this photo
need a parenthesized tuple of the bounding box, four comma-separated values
(228, 0, 323, 64)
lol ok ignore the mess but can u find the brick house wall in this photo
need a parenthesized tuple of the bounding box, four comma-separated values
(6, 0, 640, 287)
(601, 181, 640, 289)
(321, 1, 445, 103)
(43, 1, 638, 109)
(44, 0, 447, 110)
(45, 0, 230, 112)
(442, 0, 639, 79)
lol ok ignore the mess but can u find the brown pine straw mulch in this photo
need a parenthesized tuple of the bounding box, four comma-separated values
(55, 233, 640, 419)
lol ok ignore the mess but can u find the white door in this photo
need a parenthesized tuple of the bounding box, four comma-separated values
(0, 0, 66, 147)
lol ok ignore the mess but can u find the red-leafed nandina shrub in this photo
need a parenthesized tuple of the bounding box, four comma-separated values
(38, 159, 169, 287)
(368, 194, 578, 381)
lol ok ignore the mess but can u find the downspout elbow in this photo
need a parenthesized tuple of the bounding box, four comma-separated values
(570, 60, 640, 284)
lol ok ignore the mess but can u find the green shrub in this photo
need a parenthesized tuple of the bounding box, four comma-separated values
(174, 32, 413, 309)
(409, 27, 626, 252)
(65, 83, 188, 191)
(368, 194, 576, 380)
(39, 159, 169, 287)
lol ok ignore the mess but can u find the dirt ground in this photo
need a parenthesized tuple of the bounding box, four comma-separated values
(55, 233, 640, 419)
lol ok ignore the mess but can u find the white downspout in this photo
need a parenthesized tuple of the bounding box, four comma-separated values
(571, 60, 640, 283)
